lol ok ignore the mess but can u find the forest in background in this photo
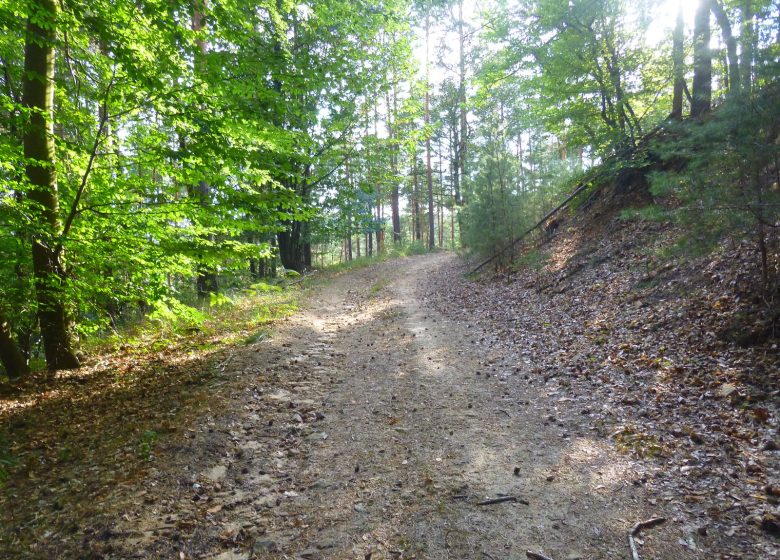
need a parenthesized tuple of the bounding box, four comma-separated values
(1, 0, 779, 378)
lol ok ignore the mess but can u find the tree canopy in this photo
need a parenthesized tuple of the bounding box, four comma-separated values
(1, 0, 779, 376)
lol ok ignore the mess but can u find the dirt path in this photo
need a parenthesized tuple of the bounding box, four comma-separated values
(106, 253, 701, 560)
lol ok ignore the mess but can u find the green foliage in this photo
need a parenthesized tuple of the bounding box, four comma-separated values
(621, 204, 666, 223)
(516, 249, 550, 271)
(0, 0, 415, 371)
(137, 430, 158, 462)
(648, 86, 780, 282)
(209, 293, 234, 309)
(398, 241, 432, 256)
(249, 282, 283, 294)
(147, 298, 207, 333)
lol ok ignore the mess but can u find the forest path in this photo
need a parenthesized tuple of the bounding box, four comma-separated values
(111, 253, 698, 560)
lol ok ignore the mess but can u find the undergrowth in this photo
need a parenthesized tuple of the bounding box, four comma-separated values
(83, 281, 302, 364)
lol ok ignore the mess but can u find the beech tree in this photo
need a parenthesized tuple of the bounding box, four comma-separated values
(22, 0, 80, 370)
(0, 0, 415, 375)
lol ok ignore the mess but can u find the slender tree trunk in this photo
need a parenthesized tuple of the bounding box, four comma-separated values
(23, 0, 80, 371)
(671, 4, 685, 119)
(450, 114, 460, 206)
(413, 156, 421, 241)
(740, 1, 754, 91)
(388, 88, 401, 242)
(424, 14, 434, 250)
(692, 0, 713, 118)
(3, 50, 35, 363)
(450, 200, 455, 248)
(192, 0, 218, 298)
(711, 0, 741, 93)
(458, 0, 467, 205)
(437, 142, 444, 248)
(303, 230, 311, 267)
(437, 200, 441, 248)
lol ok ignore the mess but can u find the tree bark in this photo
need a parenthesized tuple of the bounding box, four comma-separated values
(711, 0, 741, 93)
(458, 0, 467, 205)
(425, 119, 435, 250)
(278, 221, 308, 272)
(23, 0, 80, 371)
(740, 1, 754, 91)
(192, 0, 219, 299)
(413, 154, 421, 241)
(671, 4, 685, 119)
(388, 88, 401, 242)
(0, 312, 29, 379)
(692, 0, 713, 118)
(424, 14, 435, 250)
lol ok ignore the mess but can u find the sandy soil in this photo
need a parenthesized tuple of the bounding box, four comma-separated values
(99, 253, 704, 559)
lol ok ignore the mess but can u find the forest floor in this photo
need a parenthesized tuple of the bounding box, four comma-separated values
(1, 248, 778, 559)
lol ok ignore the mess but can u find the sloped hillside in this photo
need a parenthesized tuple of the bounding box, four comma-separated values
(426, 176, 780, 558)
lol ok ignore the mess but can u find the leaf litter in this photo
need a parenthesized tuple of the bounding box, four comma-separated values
(425, 212, 779, 559)
(0, 214, 777, 559)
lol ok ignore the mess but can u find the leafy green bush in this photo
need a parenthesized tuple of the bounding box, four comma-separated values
(209, 292, 234, 308)
(147, 297, 207, 333)
(137, 430, 158, 462)
(249, 282, 283, 294)
(649, 87, 780, 289)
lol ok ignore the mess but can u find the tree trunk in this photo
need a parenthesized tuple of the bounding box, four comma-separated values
(692, 0, 713, 118)
(451, 115, 460, 206)
(278, 222, 307, 272)
(437, 141, 444, 248)
(671, 4, 685, 119)
(192, 0, 219, 299)
(303, 237, 311, 267)
(458, 0, 467, 205)
(740, 1, 754, 91)
(413, 156, 421, 241)
(0, 312, 29, 379)
(424, 15, 435, 250)
(387, 83, 401, 243)
(711, 0, 741, 93)
(450, 200, 455, 248)
(23, 0, 80, 371)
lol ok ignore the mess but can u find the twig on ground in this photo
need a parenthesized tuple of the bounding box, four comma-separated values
(526, 551, 555, 560)
(482, 552, 497, 560)
(284, 270, 317, 288)
(476, 495, 529, 506)
(497, 409, 512, 418)
(217, 350, 235, 373)
(628, 516, 666, 560)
